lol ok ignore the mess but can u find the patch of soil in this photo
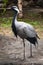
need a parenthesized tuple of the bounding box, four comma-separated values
(0, 34, 43, 64)
(0, 27, 43, 64)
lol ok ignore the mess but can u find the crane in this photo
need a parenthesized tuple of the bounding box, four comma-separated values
(11, 6, 40, 59)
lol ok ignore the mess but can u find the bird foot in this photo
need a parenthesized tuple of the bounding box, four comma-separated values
(28, 55, 34, 58)
(21, 59, 26, 61)
(21, 57, 26, 61)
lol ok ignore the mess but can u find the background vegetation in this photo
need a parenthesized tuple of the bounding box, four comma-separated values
(0, 0, 43, 38)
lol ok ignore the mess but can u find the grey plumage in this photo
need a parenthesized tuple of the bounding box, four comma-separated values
(11, 6, 40, 59)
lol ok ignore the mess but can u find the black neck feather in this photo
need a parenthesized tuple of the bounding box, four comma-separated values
(12, 11, 17, 37)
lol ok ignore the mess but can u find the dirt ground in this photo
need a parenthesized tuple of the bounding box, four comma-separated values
(0, 27, 43, 65)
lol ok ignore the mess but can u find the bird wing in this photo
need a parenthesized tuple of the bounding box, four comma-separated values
(23, 25, 37, 38)
(15, 21, 37, 38)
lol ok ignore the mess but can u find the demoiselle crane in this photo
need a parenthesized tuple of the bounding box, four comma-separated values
(11, 6, 40, 59)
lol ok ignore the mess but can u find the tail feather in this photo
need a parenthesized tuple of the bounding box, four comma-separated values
(36, 34, 40, 39)
(26, 37, 38, 46)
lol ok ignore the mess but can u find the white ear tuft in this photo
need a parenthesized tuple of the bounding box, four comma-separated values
(12, 6, 19, 13)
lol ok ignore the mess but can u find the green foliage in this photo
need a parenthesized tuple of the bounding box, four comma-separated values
(1, 0, 8, 15)
(0, 17, 43, 31)
(18, 18, 43, 30)
(18, 18, 40, 26)
(0, 17, 12, 27)
(3, 0, 8, 6)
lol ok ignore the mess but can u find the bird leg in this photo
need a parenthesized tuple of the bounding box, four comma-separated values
(29, 43, 33, 58)
(23, 39, 25, 60)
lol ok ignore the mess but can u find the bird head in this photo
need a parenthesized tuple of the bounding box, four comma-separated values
(11, 6, 19, 13)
